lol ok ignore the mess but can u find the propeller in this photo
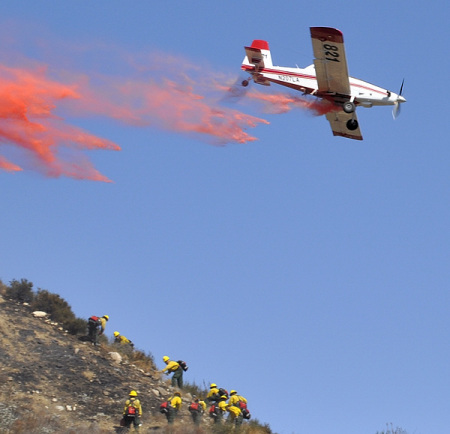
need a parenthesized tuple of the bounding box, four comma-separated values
(392, 79, 406, 119)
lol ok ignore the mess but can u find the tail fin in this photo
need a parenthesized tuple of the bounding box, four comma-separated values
(242, 40, 273, 70)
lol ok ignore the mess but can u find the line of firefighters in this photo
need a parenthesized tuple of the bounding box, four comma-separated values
(87, 317, 250, 429)
(160, 386, 249, 426)
(158, 356, 251, 427)
(121, 385, 250, 429)
(121, 357, 251, 430)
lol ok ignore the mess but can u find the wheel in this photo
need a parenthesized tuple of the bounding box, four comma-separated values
(343, 101, 355, 113)
(346, 119, 358, 131)
(242, 80, 249, 87)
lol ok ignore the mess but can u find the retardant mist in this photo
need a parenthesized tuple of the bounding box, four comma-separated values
(0, 64, 119, 182)
(0, 47, 272, 181)
(220, 80, 337, 115)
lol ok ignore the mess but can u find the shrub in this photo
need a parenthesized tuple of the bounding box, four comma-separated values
(181, 380, 208, 400)
(247, 421, 275, 434)
(127, 348, 156, 372)
(6, 279, 34, 303)
(31, 289, 74, 323)
(30, 289, 86, 335)
(65, 317, 88, 335)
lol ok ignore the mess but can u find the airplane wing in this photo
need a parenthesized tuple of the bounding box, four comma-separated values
(326, 110, 363, 140)
(310, 27, 351, 97)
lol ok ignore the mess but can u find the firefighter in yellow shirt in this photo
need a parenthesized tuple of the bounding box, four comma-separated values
(218, 395, 228, 413)
(206, 383, 220, 404)
(113, 331, 134, 348)
(166, 391, 182, 424)
(228, 390, 247, 407)
(122, 390, 142, 430)
(159, 356, 183, 388)
(188, 396, 206, 425)
(229, 390, 250, 422)
(210, 395, 227, 425)
(226, 404, 243, 427)
(88, 314, 109, 346)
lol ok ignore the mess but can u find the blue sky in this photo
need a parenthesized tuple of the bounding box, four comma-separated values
(1, 1, 449, 433)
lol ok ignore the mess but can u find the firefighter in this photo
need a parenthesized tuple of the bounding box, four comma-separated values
(122, 390, 142, 431)
(229, 390, 251, 422)
(228, 390, 247, 407)
(188, 396, 206, 425)
(159, 356, 183, 388)
(166, 391, 182, 424)
(226, 403, 243, 427)
(210, 395, 228, 425)
(87, 314, 109, 346)
(205, 383, 220, 404)
(114, 331, 134, 348)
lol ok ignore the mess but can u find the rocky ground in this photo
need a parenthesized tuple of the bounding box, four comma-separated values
(0, 294, 214, 433)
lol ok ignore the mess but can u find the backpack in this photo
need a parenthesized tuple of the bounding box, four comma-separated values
(126, 404, 137, 417)
(209, 404, 221, 418)
(189, 402, 200, 412)
(159, 401, 171, 414)
(88, 316, 100, 326)
(218, 388, 228, 398)
(177, 360, 188, 371)
(241, 408, 251, 420)
(238, 400, 247, 410)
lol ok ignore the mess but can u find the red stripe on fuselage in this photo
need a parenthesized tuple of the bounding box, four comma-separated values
(242, 65, 388, 96)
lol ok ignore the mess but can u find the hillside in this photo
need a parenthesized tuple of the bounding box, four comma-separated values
(0, 291, 272, 434)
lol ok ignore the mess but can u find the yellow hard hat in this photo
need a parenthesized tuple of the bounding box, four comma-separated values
(210, 383, 217, 388)
(129, 390, 138, 397)
(220, 395, 227, 400)
(103, 315, 109, 321)
(230, 390, 237, 395)
(163, 356, 170, 362)
(114, 331, 120, 337)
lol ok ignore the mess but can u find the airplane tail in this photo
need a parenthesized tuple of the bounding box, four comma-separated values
(242, 40, 273, 85)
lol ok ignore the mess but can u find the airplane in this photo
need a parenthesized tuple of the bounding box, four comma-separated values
(241, 27, 406, 140)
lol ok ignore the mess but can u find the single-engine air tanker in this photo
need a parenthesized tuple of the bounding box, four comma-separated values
(241, 27, 406, 140)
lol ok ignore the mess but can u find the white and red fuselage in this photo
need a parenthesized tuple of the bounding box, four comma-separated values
(241, 40, 404, 109)
(242, 29, 406, 140)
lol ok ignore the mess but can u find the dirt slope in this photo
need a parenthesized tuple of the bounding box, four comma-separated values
(0, 293, 212, 433)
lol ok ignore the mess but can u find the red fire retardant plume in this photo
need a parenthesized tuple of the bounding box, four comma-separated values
(0, 65, 120, 182)
(246, 89, 337, 115)
(0, 62, 271, 181)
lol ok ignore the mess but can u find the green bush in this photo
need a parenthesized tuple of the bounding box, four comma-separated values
(30, 289, 86, 335)
(6, 279, 34, 303)
(31, 289, 74, 324)
(181, 380, 208, 400)
(65, 317, 88, 335)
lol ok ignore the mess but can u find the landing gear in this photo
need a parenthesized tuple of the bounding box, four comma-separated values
(241, 80, 249, 87)
(343, 101, 355, 113)
(343, 100, 358, 130)
(346, 119, 358, 131)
